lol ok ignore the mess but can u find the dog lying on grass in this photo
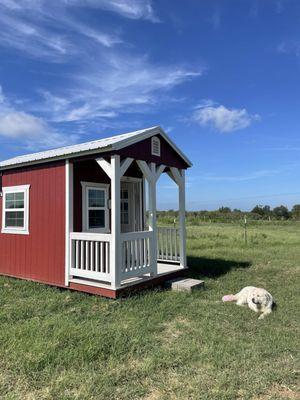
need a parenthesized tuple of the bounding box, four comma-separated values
(222, 286, 276, 319)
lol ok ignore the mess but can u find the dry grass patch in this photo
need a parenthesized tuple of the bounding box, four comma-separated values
(253, 383, 299, 400)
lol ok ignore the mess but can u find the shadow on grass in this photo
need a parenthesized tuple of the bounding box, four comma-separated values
(186, 256, 251, 279)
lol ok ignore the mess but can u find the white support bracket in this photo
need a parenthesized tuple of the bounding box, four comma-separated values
(167, 167, 184, 187)
(120, 157, 134, 177)
(96, 158, 112, 179)
(154, 164, 166, 182)
(136, 160, 153, 182)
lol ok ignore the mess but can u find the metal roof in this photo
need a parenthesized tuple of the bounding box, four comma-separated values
(0, 126, 192, 170)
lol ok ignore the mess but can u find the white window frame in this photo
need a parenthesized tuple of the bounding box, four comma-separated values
(1, 184, 30, 235)
(81, 181, 109, 233)
(151, 136, 161, 157)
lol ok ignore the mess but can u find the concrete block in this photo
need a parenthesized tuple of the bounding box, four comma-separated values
(166, 278, 205, 292)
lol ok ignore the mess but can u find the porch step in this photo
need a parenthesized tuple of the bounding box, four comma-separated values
(165, 278, 205, 292)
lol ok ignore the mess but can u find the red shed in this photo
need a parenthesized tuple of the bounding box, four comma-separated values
(0, 126, 192, 298)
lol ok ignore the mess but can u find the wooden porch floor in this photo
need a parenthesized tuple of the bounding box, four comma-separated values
(69, 262, 186, 298)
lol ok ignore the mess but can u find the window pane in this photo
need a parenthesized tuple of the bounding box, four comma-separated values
(15, 192, 24, 200)
(88, 189, 105, 207)
(121, 212, 129, 225)
(121, 189, 129, 199)
(88, 210, 105, 229)
(5, 211, 24, 227)
(6, 193, 14, 201)
(5, 192, 24, 209)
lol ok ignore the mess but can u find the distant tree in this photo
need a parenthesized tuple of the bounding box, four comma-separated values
(291, 204, 300, 220)
(218, 206, 231, 213)
(233, 208, 242, 213)
(251, 205, 272, 218)
(273, 205, 290, 220)
(251, 205, 265, 217)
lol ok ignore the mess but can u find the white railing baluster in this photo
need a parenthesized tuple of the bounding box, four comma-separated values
(90, 241, 94, 271)
(80, 241, 84, 269)
(106, 242, 109, 274)
(95, 242, 99, 272)
(174, 228, 178, 261)
(85, 241, 89, 270)
(165, 228, 168, 259)
(99, 242, 103, 273)
(76, 240, 79, 269)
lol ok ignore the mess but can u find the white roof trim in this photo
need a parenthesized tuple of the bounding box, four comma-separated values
(0, 126, 192, 170)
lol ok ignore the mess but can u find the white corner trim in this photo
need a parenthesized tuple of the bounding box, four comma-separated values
(65, 160, 73, 286)
(1, 184, 30, 235)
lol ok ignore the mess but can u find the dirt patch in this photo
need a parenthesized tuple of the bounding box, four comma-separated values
(160, 317, 192, 344)
(253, 383, 299, 400)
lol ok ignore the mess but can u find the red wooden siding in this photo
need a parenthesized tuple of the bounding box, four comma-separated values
(0, 162, 66, 286)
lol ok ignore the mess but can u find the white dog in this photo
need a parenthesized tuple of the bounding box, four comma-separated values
(222, 286, 275, 319)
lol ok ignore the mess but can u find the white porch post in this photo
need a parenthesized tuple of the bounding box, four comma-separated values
(110, 155, 121, 289)
(148, 163, 157, 276)
(168, 167, 187, 268)
(65, 159, 73, 286)
(178, 170, 187, 268)
(136, 161, 165, 277)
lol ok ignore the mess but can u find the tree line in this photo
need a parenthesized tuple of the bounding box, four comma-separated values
(157, 204, 300, 224)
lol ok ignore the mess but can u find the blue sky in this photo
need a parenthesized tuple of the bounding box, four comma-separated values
(0, 0, 300, 211)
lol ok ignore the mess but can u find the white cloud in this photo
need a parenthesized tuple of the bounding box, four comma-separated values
(211, 7, 221, 30)
(67, 0, 159, 22)
(193, 103, 260, 132)
(0, 85, 78, 149)
(0, 0, 202, 138)
(0, 111, 48, 139)
(277, 41, 300, 58)
(36, 54, 203, 122)
(0, 0, 124, 61)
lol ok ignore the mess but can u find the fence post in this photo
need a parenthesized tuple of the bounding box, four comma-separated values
(244, 215, 247, 245)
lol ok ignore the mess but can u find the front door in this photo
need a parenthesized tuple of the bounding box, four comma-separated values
(121, 183, 132, 233)
(121, 180, 143, 233)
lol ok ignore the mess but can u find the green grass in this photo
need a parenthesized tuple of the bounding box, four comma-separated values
(0, 222, 299, 399)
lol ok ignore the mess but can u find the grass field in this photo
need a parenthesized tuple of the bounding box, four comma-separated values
(0, 222, 299, 399)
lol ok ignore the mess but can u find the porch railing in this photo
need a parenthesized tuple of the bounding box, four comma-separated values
(70, 232, 111, 282)
(121, 230, 154, 279)
(157, 227, 180, 263)
(70, 227, 179, 285)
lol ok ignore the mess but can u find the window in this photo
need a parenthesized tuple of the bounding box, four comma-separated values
(1, 185, 30, 234)
(151, 136, 161, 157)
(81, 182, 109, 232)
(121, 187, 129, 225)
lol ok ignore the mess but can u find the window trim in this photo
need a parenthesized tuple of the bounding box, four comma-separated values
(151, 136, 161, 157)
(1, 184, 30, 235)
(81, 181, 109, 233)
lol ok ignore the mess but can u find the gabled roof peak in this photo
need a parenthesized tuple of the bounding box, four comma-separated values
(0, 126, 192, 170)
